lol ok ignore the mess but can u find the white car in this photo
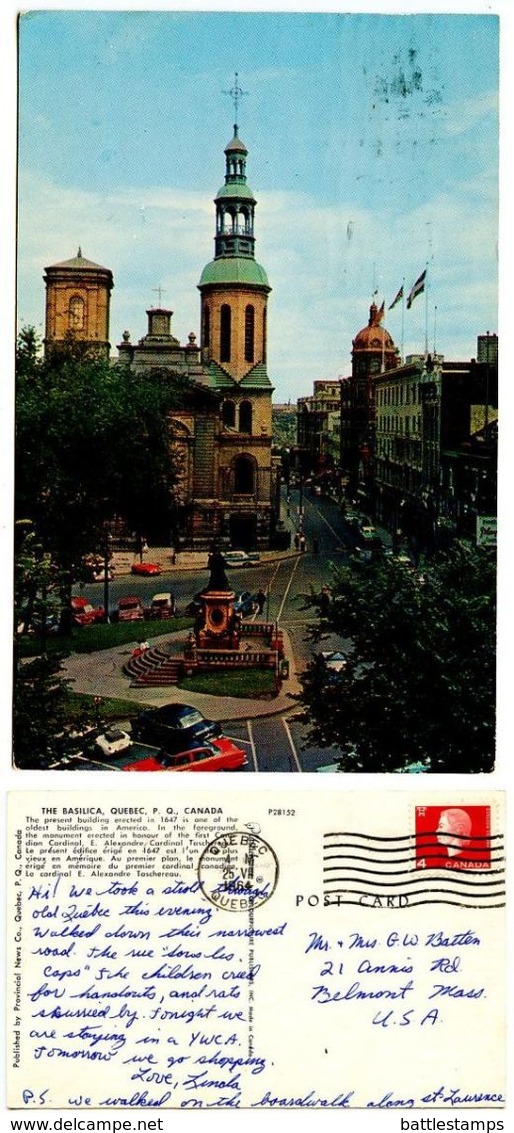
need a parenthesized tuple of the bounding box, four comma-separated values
(319, 650, 347, 673)
(223, 550, 250, 567)
(94, 728, 132, 757)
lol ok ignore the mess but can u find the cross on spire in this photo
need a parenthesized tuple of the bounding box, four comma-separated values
(223, 71, 248, 127)
(152, 285, 166, 307)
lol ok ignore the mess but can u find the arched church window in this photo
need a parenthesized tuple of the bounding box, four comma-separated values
(234, 455, 255, 495)
(69, 294, 85, 330)
(244, 305, 255, 362)
(220, 304, 231, 363)
(203, 304, 210, 349)
(222, 399, 236, 428)
(239, 400, 252, 434)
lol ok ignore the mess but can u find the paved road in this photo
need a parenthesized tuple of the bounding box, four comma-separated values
(72, 489, 369, 772)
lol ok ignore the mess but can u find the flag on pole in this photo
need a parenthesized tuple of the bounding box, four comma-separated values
(406, 269, 427, 309)
(377, 300, 385, 322)
(389, 285, 404, 310)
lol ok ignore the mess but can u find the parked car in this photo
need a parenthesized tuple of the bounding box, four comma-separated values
(233, 591, 258, 618)
(117, 595, 145, 621)
(392, 553, 416, 572)
(319, 650, 348, 674)
(94, 728, 132, 757)
(92, 567, 114, 582)
(131, 561, 162, 576)
(148, 592, 177, 619)
(341, 509, 361, 528)
(359, 525, 380, 541)
(71, 596, 105, 626)
(84, 554, 115, 582)
(124, 736, 247, 772)
(131, 702, 222, 752)
(223, 550, 250, 567)
(21, 610, 60, 636)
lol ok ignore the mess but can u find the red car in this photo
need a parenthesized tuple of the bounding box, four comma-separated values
(70, 596, 105, 626)
(117, 596, 145, 621)
(124, 736, 247, 772)
(131, 561, 162, 576)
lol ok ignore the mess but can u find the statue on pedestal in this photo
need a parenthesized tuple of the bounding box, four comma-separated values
(207, 545, 230, 592)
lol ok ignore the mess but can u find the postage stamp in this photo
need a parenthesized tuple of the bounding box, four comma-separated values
(415, 805, 492, 870)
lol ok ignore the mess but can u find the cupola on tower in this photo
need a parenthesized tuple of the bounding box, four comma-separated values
(198, 122, 271, 384)
(43, 248, 113, 358)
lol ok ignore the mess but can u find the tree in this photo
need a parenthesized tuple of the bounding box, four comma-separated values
(297, 543, 496, 773)
(15, 329, 192, 600)
(13, 523, 72, 768)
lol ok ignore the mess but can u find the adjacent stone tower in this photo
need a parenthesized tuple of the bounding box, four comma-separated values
(43, 248, 113, 358)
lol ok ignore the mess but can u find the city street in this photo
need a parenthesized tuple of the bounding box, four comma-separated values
(73, 487, 359, 772)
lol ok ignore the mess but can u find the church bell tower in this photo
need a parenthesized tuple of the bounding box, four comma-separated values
(196, 75, 276, 552)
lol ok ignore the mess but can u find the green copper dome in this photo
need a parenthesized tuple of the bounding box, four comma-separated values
(199, 257, 270, 288)
(215, 182, 255, 202)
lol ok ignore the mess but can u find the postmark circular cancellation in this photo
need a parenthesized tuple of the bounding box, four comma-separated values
(198, 830, 279, 912)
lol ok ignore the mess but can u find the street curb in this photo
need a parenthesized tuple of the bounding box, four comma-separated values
(110, 549, 302, 577)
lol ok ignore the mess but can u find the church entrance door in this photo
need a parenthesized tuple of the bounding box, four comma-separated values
(229, 513, 257, 550)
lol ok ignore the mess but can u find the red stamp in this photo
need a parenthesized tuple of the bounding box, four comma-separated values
(415, 805, 491, 870)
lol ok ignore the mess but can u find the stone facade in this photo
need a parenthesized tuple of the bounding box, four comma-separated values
(44, 249, 113, 359)
(41, 122, 279, 551)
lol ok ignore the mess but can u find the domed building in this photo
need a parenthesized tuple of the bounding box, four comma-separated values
(344, 300, 400, 500)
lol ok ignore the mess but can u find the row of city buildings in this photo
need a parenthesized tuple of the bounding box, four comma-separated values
(296, 304, 497, 546)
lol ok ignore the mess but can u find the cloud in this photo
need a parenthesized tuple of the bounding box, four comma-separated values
(17, 165, 498, 401)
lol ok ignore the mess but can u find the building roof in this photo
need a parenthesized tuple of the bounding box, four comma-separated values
(225, 125, 248, 155)
(215, 182, 256, 202)
(204, 361, 239, 389)
(240, 362, 273, 389)
(353, 302, 396, 353)
(198, 257, 270, 289)
(45, 248, 112, 274)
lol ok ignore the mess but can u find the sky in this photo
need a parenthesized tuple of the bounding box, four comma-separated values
(15, 7, 500, 403)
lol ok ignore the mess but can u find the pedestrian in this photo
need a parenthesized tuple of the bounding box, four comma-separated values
(294, 531, 300, 551)
(170, 546, 177, 566)
(320, 586, 331, 615)
(256, 587, 266, 614)
(300, 534, 306, 553)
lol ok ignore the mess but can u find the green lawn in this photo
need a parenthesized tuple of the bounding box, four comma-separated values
(179, 668, 278, 699)
(17, 617, 194, 657)
(63, 691, 145, 726)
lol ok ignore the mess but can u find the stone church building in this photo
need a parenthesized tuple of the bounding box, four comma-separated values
(43, 122, 279, 551)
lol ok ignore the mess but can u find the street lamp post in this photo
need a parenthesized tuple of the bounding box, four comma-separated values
(103, 526, 112, 624)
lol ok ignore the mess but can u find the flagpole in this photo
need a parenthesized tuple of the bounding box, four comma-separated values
(424, 262, 429, 358)
(401, 277, 405, 363)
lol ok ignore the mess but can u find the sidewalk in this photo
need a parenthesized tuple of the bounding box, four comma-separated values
(63, 626, 302, 723)
(110, 546, 299, 576)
